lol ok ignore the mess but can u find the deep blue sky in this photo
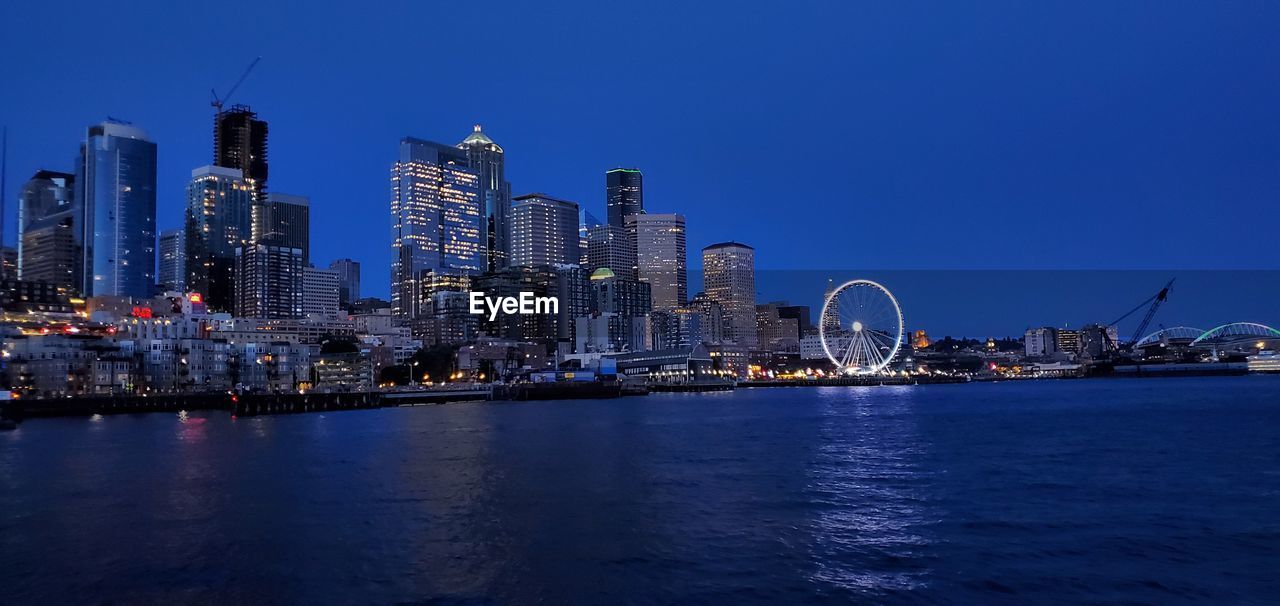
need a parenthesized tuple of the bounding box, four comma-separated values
(2, 1, 1278, 313)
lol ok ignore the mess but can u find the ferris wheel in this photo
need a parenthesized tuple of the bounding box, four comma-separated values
(819, 279, 904, 375)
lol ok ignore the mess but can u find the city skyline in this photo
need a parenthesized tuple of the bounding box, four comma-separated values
(3, 1, 1277, 304)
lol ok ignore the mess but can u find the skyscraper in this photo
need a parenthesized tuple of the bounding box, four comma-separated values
(255, 193, 310, 263)
(185, 165, 254, 310)
(78, 120, 157, 297)
(213, 105, 268, 200)
(17, 170, 76, 287)
(19, 209, 80, 290)
(235, 242, 303, 318)
(702, 242, 757, 350)
(457, 125, 512, 272)
(510, 193, 580, 267)
(302, 266, 341, 317)
(158, 228, 186, 292)
(627, 213, 686, 310)
(390, 137, 482, 318)
(605, 168, 643, 229)
(586, 225, 637, 281)
(328, 258, 360, 308)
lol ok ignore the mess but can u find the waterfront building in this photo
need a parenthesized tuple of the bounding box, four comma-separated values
(510, 194, 580, 268)
(231, 341, 311, 392)
(686, 291, 726, 344)
(627, 213, 686, 311)
(457, 125, 512, 272)
(605, 168, 643, 229)
(778, 304, 813, 336)
(158, 229, 186, 292)
(328, 258, 360, 308)
(649, 308, 703, 350)
(702, 242, 757, 350)
(17, 170, 76, 285)
(1056, 329, 1082, 356)
(756, 302, 800, 352)
(302, 266, 341, 317)
(1024, 327, 1058, 358)
(185, 165, 255, 310)
(78, 120, 157, 297)
(213, 105, 268, 201)
(234, 242, 303, 318)
(313, 339, 373, 392)
(256, 193, 309, 264)
(1080, 323, 1119, 359)
(613, 344, 715, 384)
(390, 137, 482, 318)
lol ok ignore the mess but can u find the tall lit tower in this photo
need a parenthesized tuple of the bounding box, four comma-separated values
(457, 125, 511, 272)
(78, 120, 157, 297)
(606, 168, 643, 229)
(628, 213, 686, 310)
(702, 242, 757, 350)
(185, 165, 254, 310)
(390, 137, 482, 318)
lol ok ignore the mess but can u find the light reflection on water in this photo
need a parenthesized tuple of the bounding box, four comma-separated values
(808, 386, 935, 594)
(1, 378, 1278, 603)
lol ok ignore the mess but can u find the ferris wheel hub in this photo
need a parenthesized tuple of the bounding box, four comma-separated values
(851, 321, 863, 332)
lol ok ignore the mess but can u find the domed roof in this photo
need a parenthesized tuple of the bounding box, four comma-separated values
(461, 124, 495, 146)
(590, 267, 616, 280)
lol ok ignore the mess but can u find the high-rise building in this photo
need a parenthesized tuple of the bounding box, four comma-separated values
(586, 224, 637, 281)
(213, 106, 268, 200)
(302, 266, 341, 317)
(510, 193, 580, 268)
(390, 137, 482, 318)
(17, 171, 75, 268)
(702, 242, 757, 350)
(78, 120, 157, 297)
(605, 168, 643, 229)
(457, 125, 512, 272)
(158, 228, 186, 292)
(235, 242, 303, 318)
(627, 213, 686, 310)
(255, 193, 309, 263)
(328, 258, 360, 308)
(19, 210, 80, 289)
(17, 170, 78, 289)
(579, 210, 602, 268)
(185, 165, 254, 310)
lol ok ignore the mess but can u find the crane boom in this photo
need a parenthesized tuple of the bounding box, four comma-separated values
(211, 57, 262, 112)
(1127, 279, 1174, 345)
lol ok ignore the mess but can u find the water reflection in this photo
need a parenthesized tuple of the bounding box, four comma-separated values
(807, 386, 936, 594)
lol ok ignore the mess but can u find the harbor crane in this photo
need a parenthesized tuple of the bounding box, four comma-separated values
(1107, 278, 1175, 349)
(211, 57, 261, 114)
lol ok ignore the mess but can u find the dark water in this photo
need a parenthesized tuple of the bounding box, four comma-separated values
(2, 377, 1279, 605)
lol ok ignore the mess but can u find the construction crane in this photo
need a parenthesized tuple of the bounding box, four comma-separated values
(1108, 278, 1175, 348)
(211, 57, 261, 114)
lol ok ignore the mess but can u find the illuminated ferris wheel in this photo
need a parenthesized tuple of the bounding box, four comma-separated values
(818, 279, 904, 375)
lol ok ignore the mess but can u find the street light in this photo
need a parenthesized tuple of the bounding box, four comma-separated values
(412, 361, 420, 386)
